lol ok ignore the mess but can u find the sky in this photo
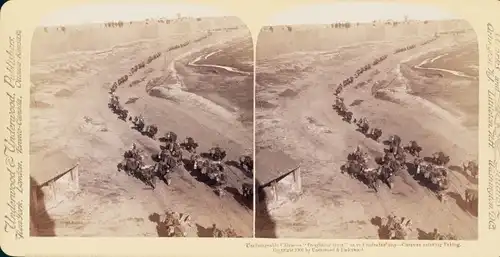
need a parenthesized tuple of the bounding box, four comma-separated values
(268, 2, 458, 25)
(39, 3, 229, 26)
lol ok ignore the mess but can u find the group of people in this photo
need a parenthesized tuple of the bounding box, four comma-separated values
(413, 157, 449, 192)
(110, 103, 249, 197)
(331, 33, 475, 240)
(108, 94, 129, 121)
(166, 131, 250, 199)
(342, 137, 404, 191)
(372, 54, 388, 66)
(330, 36, 477, 193)
(165, 32, 214, 52)
(189, 142, 230, 196)
(379, 213, 461, 240)
(104, 40, 254, 201)
(394, 43, 416, 54)
(334, 53, 389, 96)
(354, 63, 374, 78)
(330, 22, 354, 29)
(354, 117, 383, 141)
(344, 129, 478, 202)
(117, 133, 196, 188)
(331, 35, 466, 145)
(343, 134, 423, 192)
(440, 30, 467, 36)
(118, 143, 160, 188)
(131, 114, 158, 138)
(420, 34, 439, 46)
(107, 50, 181, 188)
(130, 51, 162, 77)
(332, 96, 354, 122)
(118, 126, 250, 199)
(192, 32, 212, 44)
(378, 213, 459, 240)
(107, 51, 163, 122)
(333, 96, 383, 141)
(121, 140, 183, 189)
(334, 34, 444, 98)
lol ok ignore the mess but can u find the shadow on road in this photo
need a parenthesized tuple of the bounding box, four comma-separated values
(180, 158, 219, 188)
(370, 216, 390, 239)
(196, 223, 214, 237)
(225, 160, 252, 179)
(225, 186, 252, 210)
(255, 179, 277, 238)
(446, 191, 477, 217)
(405, 162, 444, 195)
(417, 228, 436, 240)
(148, 212, 171, 237)
(30, 176, 56, 236)
(448, 165, 478, 185)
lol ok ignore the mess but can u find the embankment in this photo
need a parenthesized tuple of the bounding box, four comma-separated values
(31, 16, 247, 62)
(257, 20, 474, 58)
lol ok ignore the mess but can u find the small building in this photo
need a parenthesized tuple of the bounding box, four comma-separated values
(30, 150, 80, 236)
(255, 149, 302, 209)
(259, 167, 302, 208)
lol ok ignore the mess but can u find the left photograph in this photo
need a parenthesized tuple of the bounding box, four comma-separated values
(29, 4, 254, 237)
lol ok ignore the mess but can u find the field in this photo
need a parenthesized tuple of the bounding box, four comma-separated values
(255, 20, 478, 239)
(29, 16, 254, 237)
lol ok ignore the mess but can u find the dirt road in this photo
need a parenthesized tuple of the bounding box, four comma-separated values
(30, 26, 254, 237)
(255, 26, 478, 239)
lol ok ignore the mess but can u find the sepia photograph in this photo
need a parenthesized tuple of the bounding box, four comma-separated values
(255, 3, 478, 239)
(29, 3, 254, 237)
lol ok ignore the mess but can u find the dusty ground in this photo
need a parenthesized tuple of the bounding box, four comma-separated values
(30, 17, 254, 237)
(255, 20, 478, 239)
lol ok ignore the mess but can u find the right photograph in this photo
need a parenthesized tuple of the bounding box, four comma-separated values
(255, 3, 478, 239)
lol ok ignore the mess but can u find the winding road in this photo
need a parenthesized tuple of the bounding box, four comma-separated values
(256, 31, 478, 239)
(413, 53, 477, 79)
(188, 50, 252, 75)
(30, 29, 254, 237)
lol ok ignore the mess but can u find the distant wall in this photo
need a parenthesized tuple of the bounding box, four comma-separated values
(31, 16, 247, 62)
(256, 20, 475, 58)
